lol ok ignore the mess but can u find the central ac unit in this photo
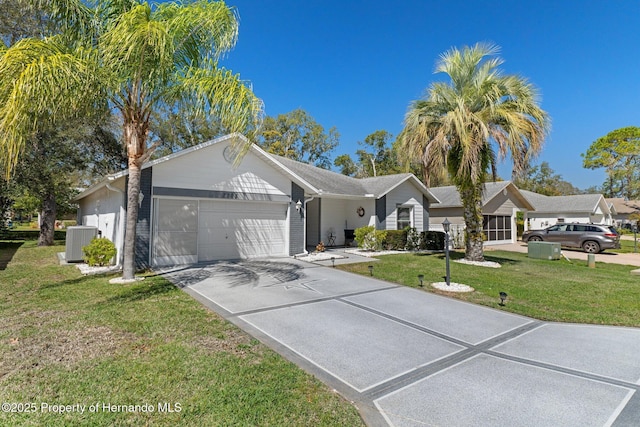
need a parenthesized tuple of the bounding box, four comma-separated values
(65, 226, 98, 262)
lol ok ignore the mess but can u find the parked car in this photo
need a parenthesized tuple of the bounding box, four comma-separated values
(521, 223, 620, 253)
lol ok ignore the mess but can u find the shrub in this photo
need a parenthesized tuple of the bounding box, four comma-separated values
(83, 237, 116, 266)
(355, 226, 387, 251)
(384, 230, 407, 250)
(405, 227, 421, 251)
(420, 231, 445, 250)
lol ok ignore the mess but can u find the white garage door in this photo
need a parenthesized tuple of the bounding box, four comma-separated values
(198, 200, 287, 261)
(153, 198, 199, 266)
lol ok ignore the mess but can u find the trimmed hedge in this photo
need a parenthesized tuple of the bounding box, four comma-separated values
(420, 231, 446, 250)
(0, 230, 67, 241)
(354, 226, 387, 251)
(356, 226, 446, 251)
(384, 230, 407, 250)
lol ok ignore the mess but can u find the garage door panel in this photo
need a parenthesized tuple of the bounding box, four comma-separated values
(153, 199, 199, 266)
(198, 201, 287, 261)
(156, 232, 198, 257)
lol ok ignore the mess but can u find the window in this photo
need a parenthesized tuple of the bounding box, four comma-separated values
(482, 215, 512, 241)
(397, 206, 412, 230)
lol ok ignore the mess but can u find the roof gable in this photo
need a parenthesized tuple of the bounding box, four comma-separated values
(75, 133, 438, 202)
(522, 190, 610, 214)
(606, 198, 640, 215)
(430, 181, 532, 210)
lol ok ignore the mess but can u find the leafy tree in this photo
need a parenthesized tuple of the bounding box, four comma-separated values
(514, 161, 579, 196)
(335, 130, 401, 178)
(398, 43, 549, 261)
(334, 154, 358, 177)
(0, 1, 262, 280)
(8, 120, 124, 245)
(0, 0, 123, 244)
(150, 102, 226, 158)
(355, 130, 398, 177)
(257, 108, 339, 169)
(582, 126, 640, 200)
(0, 0, 48, 45)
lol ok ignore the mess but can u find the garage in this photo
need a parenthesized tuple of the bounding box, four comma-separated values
(198, 200, 288, 261)
(152, 198, 288, 265)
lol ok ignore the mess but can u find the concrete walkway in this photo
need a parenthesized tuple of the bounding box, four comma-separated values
(161, 259, 640, 426)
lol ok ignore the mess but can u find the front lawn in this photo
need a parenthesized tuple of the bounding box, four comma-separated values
(338, 250, 640, 327)
(0, 241, 364, 426)
(612, 238, 640, 253)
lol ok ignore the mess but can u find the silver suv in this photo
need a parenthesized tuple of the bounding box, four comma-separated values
(522, 223, 620, 253)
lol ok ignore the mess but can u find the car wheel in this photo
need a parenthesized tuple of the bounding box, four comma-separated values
(582, 241, 600, 253)
(528, 236, 542, 242)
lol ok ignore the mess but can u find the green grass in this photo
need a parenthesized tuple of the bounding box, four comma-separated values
(338, 250, 640, 327)
(612, 238, 640, 253)
(0, 241, 364, 426)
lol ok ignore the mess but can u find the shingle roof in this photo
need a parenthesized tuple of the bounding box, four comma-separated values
(272, 155, 365, 195)
(521, 190, 606, 213)
(430, 181, 514, 207)
(606, 198, 640, 215)
(272, 154, 438, 201)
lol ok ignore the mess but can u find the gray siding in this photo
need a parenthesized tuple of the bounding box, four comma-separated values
(423, 194, 430, 231)
(376, 196, 386, 229)
(133, 167, 153, 270)
(290, 182, 305, 255)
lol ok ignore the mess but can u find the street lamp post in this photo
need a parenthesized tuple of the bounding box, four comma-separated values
(442, 218, 451, 287)
(634, 222, 638, 253)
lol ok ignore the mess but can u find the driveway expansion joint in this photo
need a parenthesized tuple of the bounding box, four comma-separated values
(224, 285, 399, 318)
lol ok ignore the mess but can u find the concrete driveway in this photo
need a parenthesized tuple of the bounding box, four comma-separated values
(161, 259, 640, 426)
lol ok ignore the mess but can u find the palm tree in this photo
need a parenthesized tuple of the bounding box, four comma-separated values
(398, 43, 549, 261)
(0, 0, 262, 280)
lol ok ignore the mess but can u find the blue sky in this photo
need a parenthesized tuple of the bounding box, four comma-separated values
(221, 0, 640, 189)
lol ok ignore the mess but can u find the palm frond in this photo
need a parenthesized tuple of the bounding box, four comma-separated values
(0, 36, 102, 177)
(156, 0, 239, 68)
(177, 64, 264, 160)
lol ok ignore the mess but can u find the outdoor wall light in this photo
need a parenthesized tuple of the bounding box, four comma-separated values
(368, 265, 374, 276)
(418, 274, 424, 287)
(331, 256, 336, 268)
(295, 200, 302, 212)
(499, 291, 508, 306)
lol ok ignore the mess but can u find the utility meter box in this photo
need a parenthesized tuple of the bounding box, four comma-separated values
(527, 241, 561, 260)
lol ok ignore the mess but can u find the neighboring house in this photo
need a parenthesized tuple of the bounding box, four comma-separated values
(520, 190, 613, 230)
(606, 198, 640, 227)
(74, 133, 438, 267)
(428, 181, 534, 245)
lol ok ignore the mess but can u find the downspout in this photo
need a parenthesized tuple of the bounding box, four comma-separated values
(106, 181, 125, 266)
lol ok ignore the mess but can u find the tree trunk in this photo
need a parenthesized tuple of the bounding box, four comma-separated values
(38, 193, 56, 246)
(460, 186, 484, 262)
(122, 158, 141, 280)
(121, 105, 149, 280)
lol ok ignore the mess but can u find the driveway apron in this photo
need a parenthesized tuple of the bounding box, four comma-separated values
(160, 259, 640, 427)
